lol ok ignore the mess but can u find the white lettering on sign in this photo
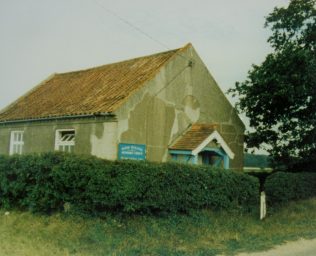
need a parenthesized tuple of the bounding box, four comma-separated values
(118, 143, 146, 160)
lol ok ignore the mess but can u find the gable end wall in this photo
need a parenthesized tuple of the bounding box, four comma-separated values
(115, 45, 244, 169)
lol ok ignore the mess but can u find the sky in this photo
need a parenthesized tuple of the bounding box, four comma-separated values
(0, 0, 289, 123)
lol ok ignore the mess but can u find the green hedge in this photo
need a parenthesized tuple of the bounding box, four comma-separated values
(0, 152, 259, 214)
(265, 172, 316, 205)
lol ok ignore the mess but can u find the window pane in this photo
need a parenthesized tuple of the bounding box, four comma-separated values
(18, 145, 22, 154)
(56, 130, 75, 152)
(10, 131, 24, 155)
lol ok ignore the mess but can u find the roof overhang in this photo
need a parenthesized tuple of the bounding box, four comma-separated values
(0, 112, 115, 125)
(191, 130, 234, 159)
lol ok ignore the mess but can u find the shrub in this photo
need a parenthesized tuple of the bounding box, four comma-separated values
(0, 153, 66, 211)
(265, 172, 316, 205)
(51, 154, 112, 213)
(0, 152, 259, 214)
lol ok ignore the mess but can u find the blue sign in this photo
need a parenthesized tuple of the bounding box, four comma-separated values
(118, 143, 146, 160)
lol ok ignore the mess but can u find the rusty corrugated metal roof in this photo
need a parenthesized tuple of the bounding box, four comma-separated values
(0, 44, 190, 122)
(169, 123, 218, 150)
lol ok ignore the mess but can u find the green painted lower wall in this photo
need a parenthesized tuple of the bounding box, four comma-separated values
(0, 118, 118, 160)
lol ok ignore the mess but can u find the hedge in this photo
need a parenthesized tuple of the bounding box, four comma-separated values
(265, 171, 316, 205)
(0, 152, 259, 214)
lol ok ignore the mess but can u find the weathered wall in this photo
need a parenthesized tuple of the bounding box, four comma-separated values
(0, 118, 117, 160)
(0, 45, 244, 169)
(115, 45, 245, 169)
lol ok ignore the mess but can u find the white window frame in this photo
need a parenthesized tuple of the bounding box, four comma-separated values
(9, 131, 24, 155)
(55, 129, 75, 153)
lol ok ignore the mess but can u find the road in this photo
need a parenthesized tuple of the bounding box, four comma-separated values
(237, 238, 316, 256)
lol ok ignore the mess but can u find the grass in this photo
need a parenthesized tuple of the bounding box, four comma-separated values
(0, 198, 315, 256)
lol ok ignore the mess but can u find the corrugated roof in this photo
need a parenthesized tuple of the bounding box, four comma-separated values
(0, 44, 191, 122)
(169, 123, 218, 150)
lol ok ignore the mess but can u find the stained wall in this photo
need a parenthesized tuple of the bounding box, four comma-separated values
(115, 45, 245, 169)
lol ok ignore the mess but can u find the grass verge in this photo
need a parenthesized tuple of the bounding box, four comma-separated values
(0, 198, 315, 256)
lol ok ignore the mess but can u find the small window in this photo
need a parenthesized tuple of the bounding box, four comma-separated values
(9, 131, 24, 155)
(55, 129, 75, 153)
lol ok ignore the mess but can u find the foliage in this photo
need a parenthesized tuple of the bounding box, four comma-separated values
(228, 0, 316, 170)
(265, 171, 316, 204)
(0, 152, 259, 215)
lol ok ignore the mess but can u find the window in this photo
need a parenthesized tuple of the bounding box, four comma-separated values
(9, 131, 24, 155)
(55, 129, 75, 153)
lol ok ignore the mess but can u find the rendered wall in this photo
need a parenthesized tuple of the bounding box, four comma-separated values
(0, 118, 117, 160)
(0, 45, 244, 169)
(115, 45, 245, 169)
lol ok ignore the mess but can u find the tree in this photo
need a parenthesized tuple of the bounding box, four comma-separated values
(229, 0, 316, 170)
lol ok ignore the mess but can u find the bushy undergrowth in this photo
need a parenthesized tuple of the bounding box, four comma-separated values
(265, 171, 316, 205)
(0, 152, 259, 215)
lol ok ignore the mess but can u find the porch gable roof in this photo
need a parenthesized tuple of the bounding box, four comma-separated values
(169, 124, 235, 159)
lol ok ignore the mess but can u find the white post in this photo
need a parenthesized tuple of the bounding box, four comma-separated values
(260, 191, 267, 220)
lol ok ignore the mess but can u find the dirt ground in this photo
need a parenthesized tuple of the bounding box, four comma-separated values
(236, 238, 316, 256)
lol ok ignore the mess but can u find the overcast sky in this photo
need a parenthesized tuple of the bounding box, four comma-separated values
(0, 0, 289, 119)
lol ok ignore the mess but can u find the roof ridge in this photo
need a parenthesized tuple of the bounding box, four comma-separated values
(107, 43, 192, 111)
(0, 43, 193, 122)
(55, 46, 187, 76)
